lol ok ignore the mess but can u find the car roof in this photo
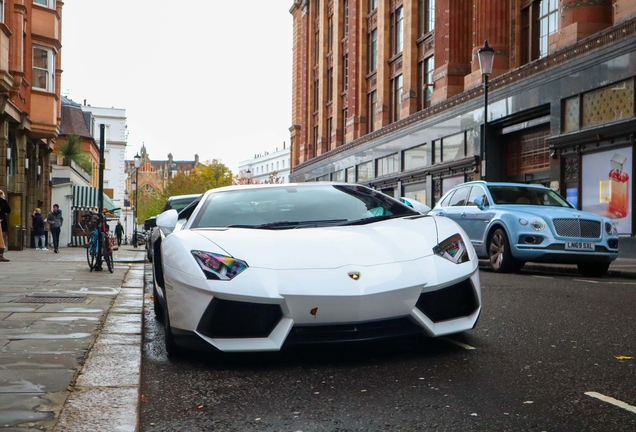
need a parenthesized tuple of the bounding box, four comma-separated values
(201, 182, 361, 195)
(166, 193, 202, 201)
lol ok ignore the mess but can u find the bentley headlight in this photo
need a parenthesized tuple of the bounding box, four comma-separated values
(530, 219, 545, 231)
(605, 222, 617, 235)
(192, 251, 248, 280)
(434, 234, 469, 264)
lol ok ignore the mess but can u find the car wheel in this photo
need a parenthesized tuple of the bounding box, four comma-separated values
(152, 284, 164, 322)
(488, 228, 523, 273)
(163, 300, 181, 357)
(577, 262, 610, 277)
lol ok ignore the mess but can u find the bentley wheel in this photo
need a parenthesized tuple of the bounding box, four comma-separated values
(488, 228, 522, 273)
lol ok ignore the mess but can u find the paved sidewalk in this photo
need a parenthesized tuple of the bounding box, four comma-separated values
(0, 246, 145, 432)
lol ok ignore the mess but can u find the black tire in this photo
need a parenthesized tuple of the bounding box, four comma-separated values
(102, 235, 114, 273)
(577, 262, 610, 277)
(163, 300, 180, 357)
(153, 284, 164, 322)
(488, 228, 523, 273)
(86, 242, 96, 272)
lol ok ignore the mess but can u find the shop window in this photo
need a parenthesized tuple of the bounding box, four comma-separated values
(562, 96, 580, 133)
(317, 174, 330, 181)
(331, 170, 345, 182)
(403, 144, 427, 171)
(507, 130, 550, 176)
(582, 79, 634, 129)
(442, 133, 465, 162)
(376, 153, 399, 177)
(404, 183, 427, 207)
(346, 167, 355, 183)
(433, 140, 441, 164)
(357, 161, 373, 181)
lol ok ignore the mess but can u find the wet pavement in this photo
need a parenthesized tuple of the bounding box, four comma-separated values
(0, 246, 145, 431)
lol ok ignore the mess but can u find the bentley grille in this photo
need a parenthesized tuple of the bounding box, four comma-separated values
(552, 218, 601, 238)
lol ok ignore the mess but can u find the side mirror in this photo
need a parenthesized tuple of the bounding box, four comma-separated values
(144, 217, 157, 230)
(473, 196, 486, 210)
(157, 209, 178, 235)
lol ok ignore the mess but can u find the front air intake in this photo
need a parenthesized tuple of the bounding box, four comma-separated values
(197, 298, 283, 339)
(416, 278, 479, 323)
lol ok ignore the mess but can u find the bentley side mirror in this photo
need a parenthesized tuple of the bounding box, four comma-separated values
(473, 196, 486, 210)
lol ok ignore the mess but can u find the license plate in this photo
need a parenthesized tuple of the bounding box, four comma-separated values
(565, 241, 594, 251)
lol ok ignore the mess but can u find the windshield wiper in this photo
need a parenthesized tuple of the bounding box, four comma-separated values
(228, 220, 347, 230)
(337, 214, 406, 226)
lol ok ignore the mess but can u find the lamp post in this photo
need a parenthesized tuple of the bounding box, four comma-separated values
(477, 39, 495, 180)
(246, 169, 252, 184)
(133, 153, 141, 248)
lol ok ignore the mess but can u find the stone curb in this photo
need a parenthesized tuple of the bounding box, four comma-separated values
(52, 264, 144, 432)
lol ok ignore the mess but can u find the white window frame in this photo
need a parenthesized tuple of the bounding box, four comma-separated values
(34, 0, 56, 10)
(33, 46, 55, 92)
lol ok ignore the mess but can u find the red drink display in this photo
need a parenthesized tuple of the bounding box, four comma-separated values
(608, 153, 629, 218)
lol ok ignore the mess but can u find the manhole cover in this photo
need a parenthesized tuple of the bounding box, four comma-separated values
(16, 296, 89, 304)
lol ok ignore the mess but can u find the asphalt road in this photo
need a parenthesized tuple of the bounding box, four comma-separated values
(140, 265, 636, 431)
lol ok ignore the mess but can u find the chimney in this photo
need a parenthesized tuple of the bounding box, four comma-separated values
(194, 154, 199, 165)
(83, 99, 87, 106)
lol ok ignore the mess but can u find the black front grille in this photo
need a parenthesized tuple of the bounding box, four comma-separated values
(285, 317, 424, 345)
(553, 218, 601, 238)
(197, 298, 283, 339)
(416, 278, 479, 323)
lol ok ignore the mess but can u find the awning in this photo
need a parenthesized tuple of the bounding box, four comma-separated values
(72, 185, 120, 217)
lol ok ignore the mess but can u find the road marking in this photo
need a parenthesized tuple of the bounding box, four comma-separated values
(585, 392, 636, 415)
(443, 338, 476, 350)
(573, 279, 600, 284)
(532, 275, 553, 279)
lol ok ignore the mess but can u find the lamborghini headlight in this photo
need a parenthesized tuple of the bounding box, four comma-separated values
(433, 234, 469, 264)
(191, 250, 248, 280)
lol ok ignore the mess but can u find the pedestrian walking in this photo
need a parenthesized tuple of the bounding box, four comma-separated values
(47, 204, 63, 253)
(0, 190, 10, 262)
(32, 208, 46, 250)
(115, 220, 124, 247)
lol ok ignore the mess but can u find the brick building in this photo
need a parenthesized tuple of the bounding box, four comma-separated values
(0, 1, 62, 250)
(290, 1, 636, 235)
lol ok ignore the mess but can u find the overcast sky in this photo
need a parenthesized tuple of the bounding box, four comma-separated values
(62, 1, 293, 173)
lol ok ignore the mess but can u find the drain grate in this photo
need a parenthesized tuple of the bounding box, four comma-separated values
(16, 296, 88, 304)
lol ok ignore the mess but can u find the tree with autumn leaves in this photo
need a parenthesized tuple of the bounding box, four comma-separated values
(136, 159, 233, 222)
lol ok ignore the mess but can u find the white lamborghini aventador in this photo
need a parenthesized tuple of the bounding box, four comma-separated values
(152, 183, 481, 356)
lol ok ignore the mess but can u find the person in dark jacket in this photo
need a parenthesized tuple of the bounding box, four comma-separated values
(47, 204, 63, 253)
(0, 190, 10, 262)
(32, 208, 46, 250)
(115, 220, 124, 246)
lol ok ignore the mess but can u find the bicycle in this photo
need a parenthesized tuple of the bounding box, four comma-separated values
(81, 211, 114, 273)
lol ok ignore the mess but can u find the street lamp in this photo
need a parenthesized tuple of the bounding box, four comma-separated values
(246, 169, 252, 184)
(477, 39, 495, 180)
(133, 152, 141, 248)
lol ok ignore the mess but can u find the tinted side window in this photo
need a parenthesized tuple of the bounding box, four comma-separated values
(448, 187, 470, 206)
(438, 190, 455, 207)
(467, 186, 489, 206)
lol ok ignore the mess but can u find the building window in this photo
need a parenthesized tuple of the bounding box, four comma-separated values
(357, 161, 373, 181)
(34, 0, 55, 9)
(391, 74, 403, 122)
(391, 6, 404, 56)
(343, 0, 349, 37)
(327, 67, 333, 103)
(328, 14, 334, 51)
(404, 144, 428, 171)
(418, 56, 434, 110)
(368, 0, 378, 12)
(442, 132, 465, 162)
(342, 108, 348, 144)
(376, 153, 399, 177)
(418, 0, 435, 37)
(314, 32, 320, 65)
(368, 29, 378, 73)
(346, 167, 355, 182)
(0, 0, 4, 23)
(33, 46, 55, 92)
(326, 117, 333, 148)
(342, 54, 348, 92)
(367, 90, 377, 133)
(313, 79, 319, 112)
(313, 125, 319, 149)
(315, 0, 320, 18)
(538, 0, 558, 58)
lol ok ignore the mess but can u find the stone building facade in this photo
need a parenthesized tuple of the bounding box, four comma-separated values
(0, 1, 63, 250)
(290, 0, 636, 235)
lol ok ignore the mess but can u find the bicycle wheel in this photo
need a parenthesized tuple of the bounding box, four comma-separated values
(87, 239, 96, 271)
(102, 234, 114, 273)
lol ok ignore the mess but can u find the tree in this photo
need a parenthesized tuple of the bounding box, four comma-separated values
(58, 134, 92, 175)
(137, 159, 234, 222)
(264, 171, 283, 184)
(233, 169, 260, 185)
